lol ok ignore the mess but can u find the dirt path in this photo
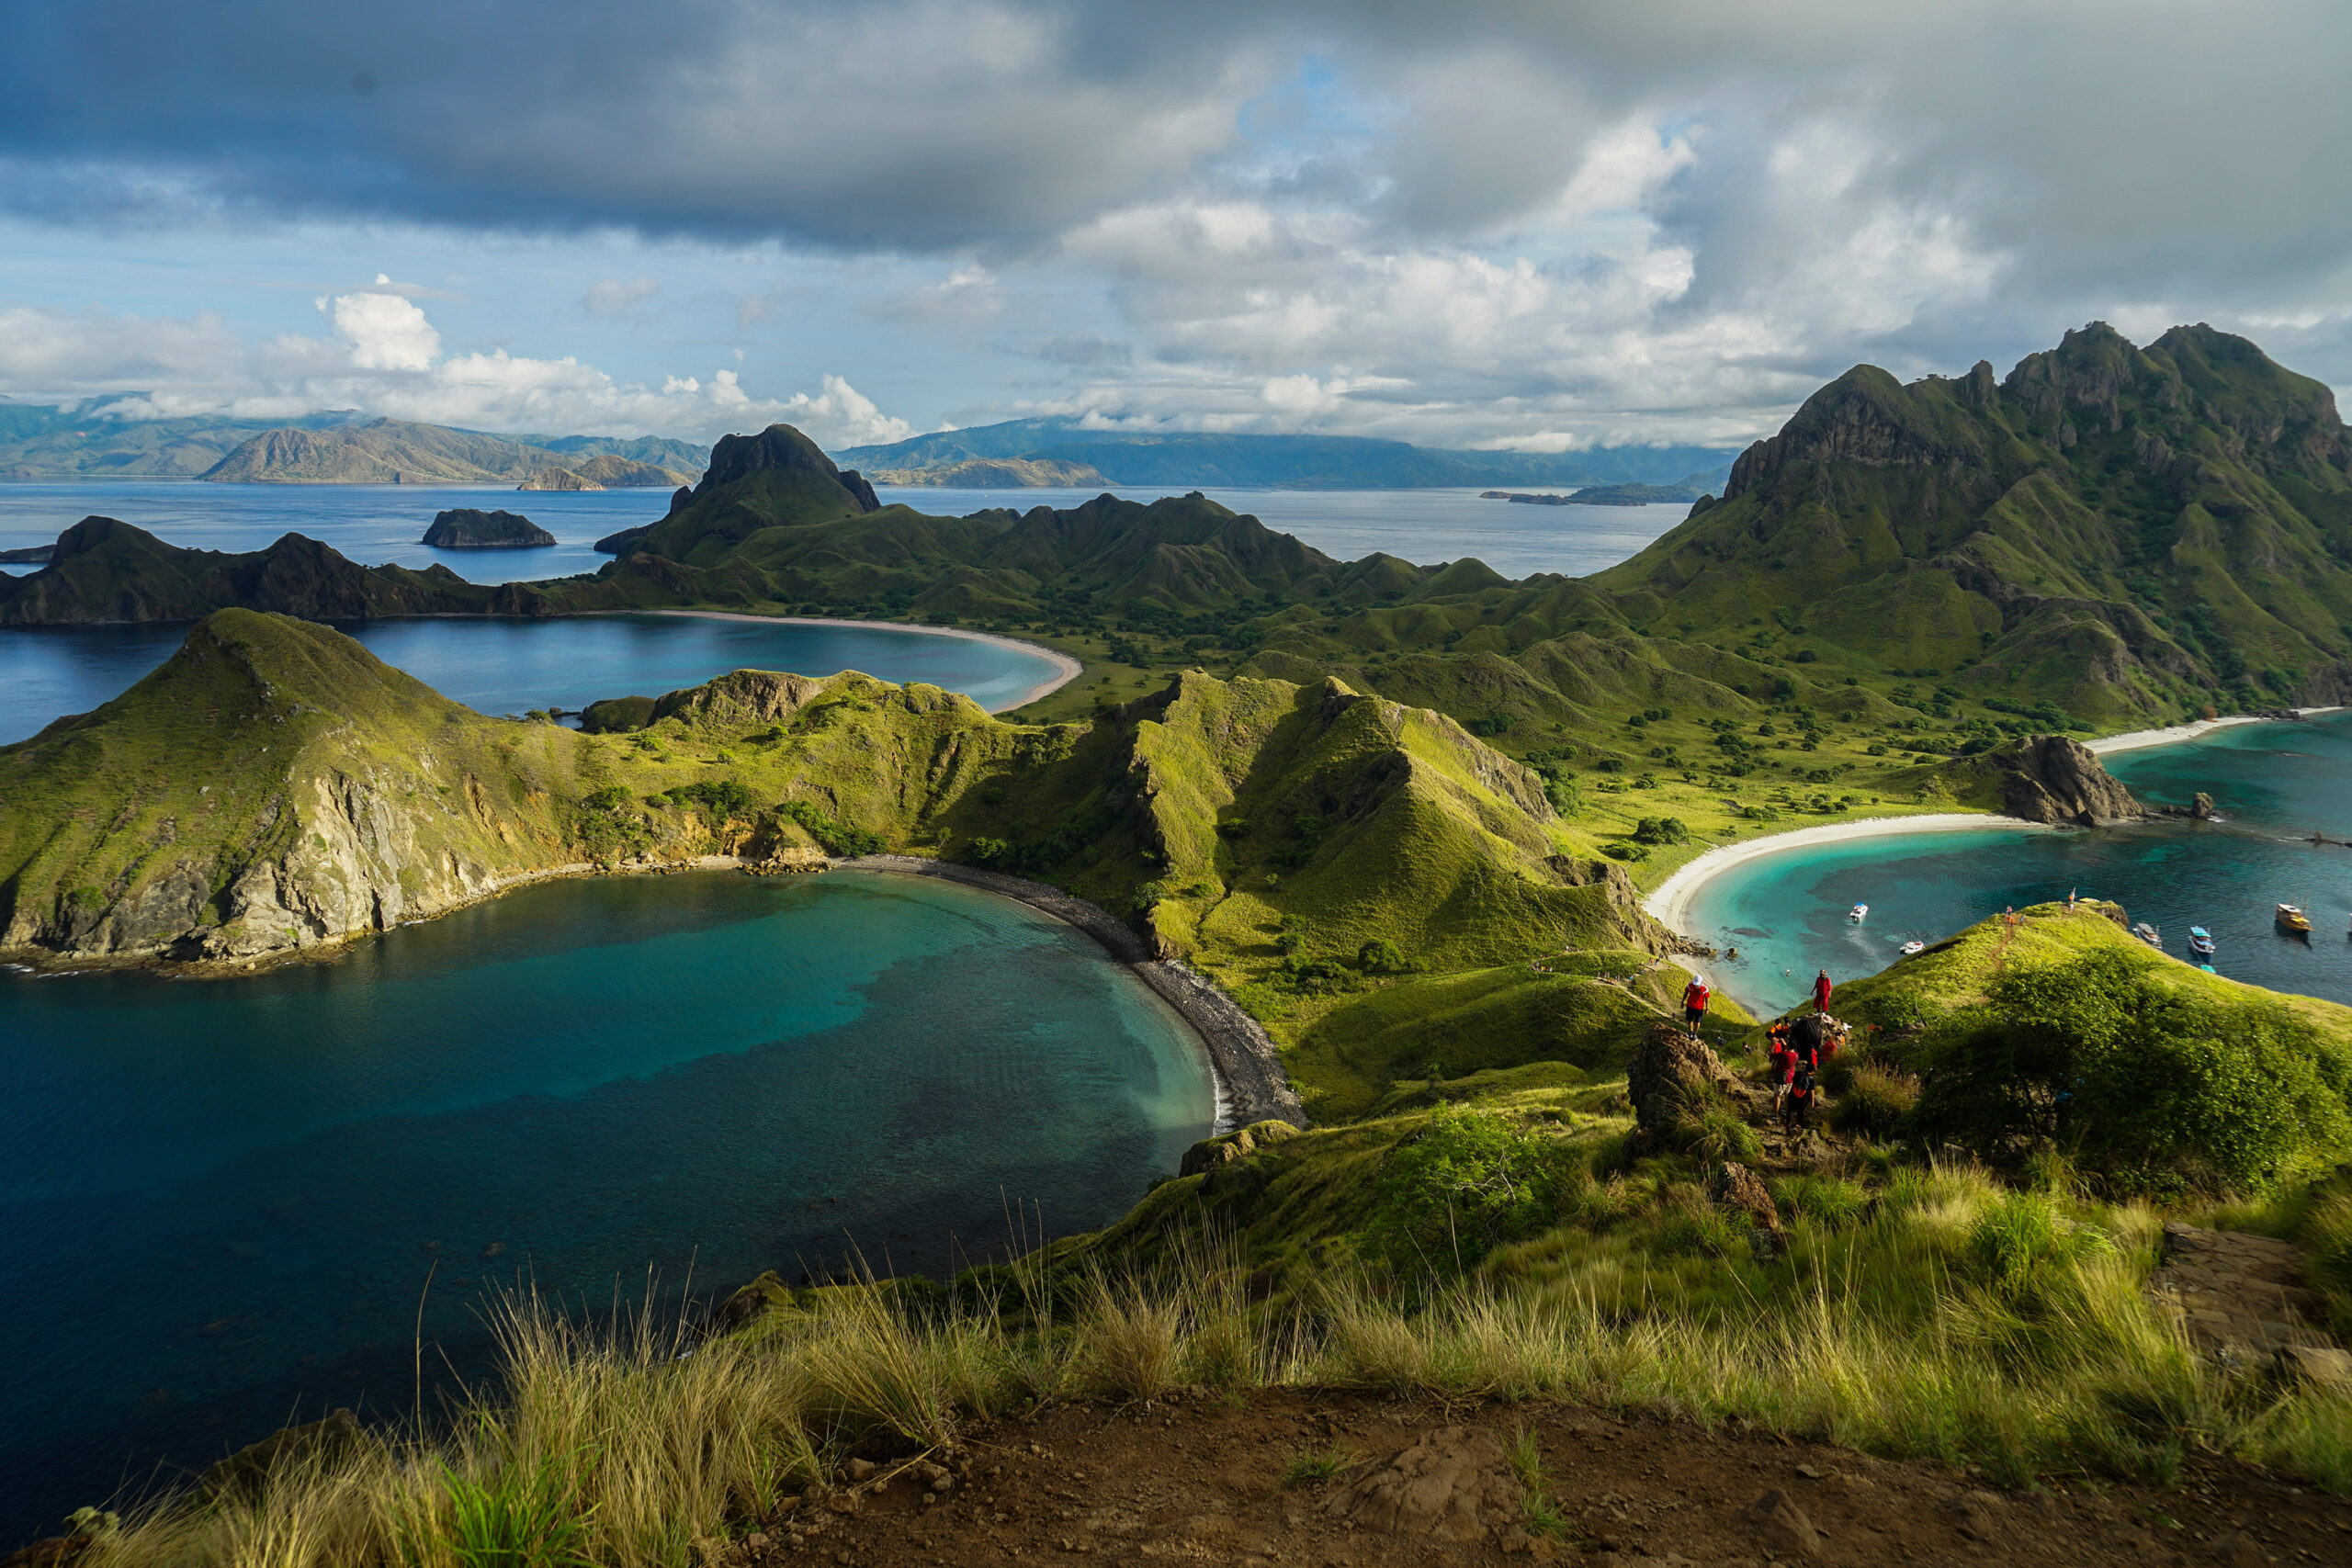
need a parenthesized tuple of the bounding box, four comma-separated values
(707, 1387, 2351, 1567)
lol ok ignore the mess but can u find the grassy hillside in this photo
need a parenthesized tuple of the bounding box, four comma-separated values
(0, 615, 1667, 1121)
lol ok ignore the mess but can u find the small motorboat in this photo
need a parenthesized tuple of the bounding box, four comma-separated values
(1897, 940, 1926, 956)
(2132, 921, 2163, 949)
(1849, 902, 1869, 922)
(2278, 904, 2313, 937)
(2188, 926, 2216, 959)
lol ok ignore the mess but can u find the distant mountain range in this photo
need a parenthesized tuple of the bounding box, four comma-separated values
(837, 419, 1735, 491)
(0, 399, 706, 485)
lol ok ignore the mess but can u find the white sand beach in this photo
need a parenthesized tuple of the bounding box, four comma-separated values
(2086, 707, 2344, 756)
(1645, 813, 2051, 940)
(640, 609, 1083, 710)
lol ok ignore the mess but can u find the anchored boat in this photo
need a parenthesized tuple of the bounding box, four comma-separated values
(2132, 921, 2163, 949)
(2188, 926, 2216, 970)
(1848, 902, 1869, 922)
(1897, 940, 1926, 956)
(2278, 903, 2313, 937)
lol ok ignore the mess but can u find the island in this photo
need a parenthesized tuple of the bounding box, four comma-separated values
(420, 507, 557, 549)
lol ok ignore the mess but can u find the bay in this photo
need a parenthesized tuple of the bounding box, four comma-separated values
(0, 614, 1069, 744)
(0, 869, 1214, 1546)
(1684, 712, 2352, 1017)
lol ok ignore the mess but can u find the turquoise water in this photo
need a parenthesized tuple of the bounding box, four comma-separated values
(1686, 713, 2352, 1017)
(0, 614, 1066, 743)
(0, 870, 1213, 1546)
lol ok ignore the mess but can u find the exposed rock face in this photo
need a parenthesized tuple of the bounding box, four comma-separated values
(1986, 735, 2143, 825)
(1324, 1427, 1519, 1541)
(1179, 1119, 1299, 1178)
(422, 508, 558, 548)
(1625, 1023, 1736, 1137)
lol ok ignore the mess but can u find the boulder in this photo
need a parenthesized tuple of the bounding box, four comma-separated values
(2272, 1343, 2352, 1394)
(1741, 1488, 1820, 1559)
(421, 508, 558, 549)
(201, 1407, 373, 1499)
(1624, 1023, 1736, 1137)
(1323, 1426, 1519, 1541)
(1710, 1160, 1781, 1232)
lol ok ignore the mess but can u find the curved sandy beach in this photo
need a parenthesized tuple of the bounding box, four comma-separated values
(640, 609, 1082, 711)
(1644, 812, 2051, 940)
(2086, 706, 2343, 755)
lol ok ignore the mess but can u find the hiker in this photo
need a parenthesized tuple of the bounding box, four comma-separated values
(1680, 976, 1711, 1034)
(1782, 1058, 1819, 1131)
(1767, 1021, 1794, 1110)
(1811, 968, 1834, 1013)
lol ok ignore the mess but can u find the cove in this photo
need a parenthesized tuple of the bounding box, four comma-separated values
(1681, 712, 2352, 1018)
(0, 869, 1215, 1547)
(0, 612, 1070, 744)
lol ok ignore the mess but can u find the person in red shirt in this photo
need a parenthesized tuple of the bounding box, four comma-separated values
(1812, 968, 1834, 1013)
(1680, 976, 1711, 1035)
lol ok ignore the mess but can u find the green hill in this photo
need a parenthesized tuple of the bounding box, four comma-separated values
(0, 615, 1662, 1094)
(1592, 323, 2352, 722)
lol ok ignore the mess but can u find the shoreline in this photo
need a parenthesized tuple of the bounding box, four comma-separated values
(1644, 812, 2052, 942)
(2086, 706, 2345, 756)
(833, 855, 1305, 1135)
(636, 609, 1082, 712)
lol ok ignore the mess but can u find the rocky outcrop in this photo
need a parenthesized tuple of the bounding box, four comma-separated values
(699, 424, 878, 512)
(422, 507, 558, 548)
(1624, 1023, 1736, 1138)
(1178, 1119, 1299, 1178)
(1983, 735, 2143, 825)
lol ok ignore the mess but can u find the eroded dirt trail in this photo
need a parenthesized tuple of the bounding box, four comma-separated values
(708, 1388, 2352, 1567)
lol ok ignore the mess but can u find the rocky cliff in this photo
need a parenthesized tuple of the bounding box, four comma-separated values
(1965, 734, 2145, 826)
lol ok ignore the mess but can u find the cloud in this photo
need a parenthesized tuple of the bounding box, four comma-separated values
(5, 4, 2352, 446)
(582, 276, 660, 316)
(0, 293, 907, 442)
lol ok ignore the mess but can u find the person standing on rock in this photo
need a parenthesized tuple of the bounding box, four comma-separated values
(1811, 968, 1834, 1013)
(1681, 976, 1711, 1036)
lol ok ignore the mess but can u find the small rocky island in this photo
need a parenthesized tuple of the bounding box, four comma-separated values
(421, 508, 558, 549)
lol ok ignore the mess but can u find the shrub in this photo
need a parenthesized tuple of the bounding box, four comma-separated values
(1631, 816, 1690, 846)
(1358, 938, 1408, 974)
(667, 780, 756, 819)
(779, 800, 885, 857)
(1366, 1103, 1581, 1274)
(1829, 1063, 1921, 1138)
(1600, 842, 1647, 862)
(1906, 948, 2352, 1194)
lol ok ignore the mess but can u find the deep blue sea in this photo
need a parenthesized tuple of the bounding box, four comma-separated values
(1687, 713, 2352, 1017)
(0, 871, 1213, 1546)
(0, 479, 1695, 586)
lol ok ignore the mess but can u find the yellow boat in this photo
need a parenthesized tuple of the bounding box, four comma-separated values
(2278, 903, 2313, 935)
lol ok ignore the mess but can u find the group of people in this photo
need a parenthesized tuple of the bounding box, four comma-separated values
(1681, 966, 1842, 1132)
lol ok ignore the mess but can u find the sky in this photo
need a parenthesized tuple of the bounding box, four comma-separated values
(2, 1, 2349, 452)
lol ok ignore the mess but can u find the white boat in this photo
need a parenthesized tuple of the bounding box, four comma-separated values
(2132, 921, 2163, 949)
(1898, 940, 1926, 956)
(1849, 902, 1869, 922)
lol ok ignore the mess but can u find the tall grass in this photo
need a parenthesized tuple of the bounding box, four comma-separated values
(64, 1197, 2352, 1567)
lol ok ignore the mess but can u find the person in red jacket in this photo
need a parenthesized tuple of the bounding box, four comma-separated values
(1812, 968, 1834, 1013)
(1680, 976, 1711, 1035)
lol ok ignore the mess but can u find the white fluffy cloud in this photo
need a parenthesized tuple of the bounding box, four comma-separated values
(0, 293, 908, 444)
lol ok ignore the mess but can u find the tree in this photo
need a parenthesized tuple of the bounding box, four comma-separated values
(1359, 938, 1408, 974)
